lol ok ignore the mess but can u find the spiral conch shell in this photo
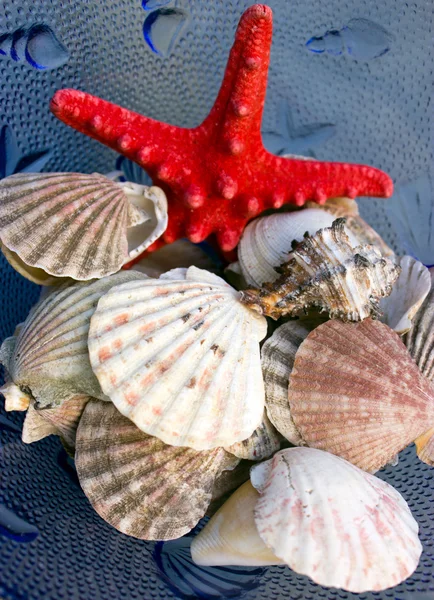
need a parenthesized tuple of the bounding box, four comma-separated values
(88, 266, 267, 450)
(286, 319, 434, 472)
(0, 172, 168, 282)
(0, 271, 145, 409)
(192, 448, 421, 592)
(75, 400, 239, 540)
(240, 219, 399, 321)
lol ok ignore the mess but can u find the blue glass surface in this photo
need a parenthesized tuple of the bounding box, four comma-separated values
(0, 0, 433, 598)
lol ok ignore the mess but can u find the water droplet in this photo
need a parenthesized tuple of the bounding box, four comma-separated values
(0, 504, 39, 542)
(25, 24, 69, 69)
(141, 0, 172, 10)
(306, 18, 392, 60)
(143, 8, 188, 57)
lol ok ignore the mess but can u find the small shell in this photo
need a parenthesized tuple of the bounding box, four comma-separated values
(380, 256, 431, 334)
(0, 381, 31, 411)
(405, 270, 434, 381)
(75, 400, 239, 540)
(191, 480, 283, 567)
(250, 448, 421, 592)
(288, 319, 434, 472)
(22, 395, 90, 454)
(131, 239, 217, 278)
(1, 271, 145, 408)
(88, 266, 267, 450)
(225, 412, 281, 461)
(238, 209, 359, 287)
(240, 219, 399, 321)
(307, 197, 395, 258)
(261, 320, 313, 444)
(0, 172, 168, 281)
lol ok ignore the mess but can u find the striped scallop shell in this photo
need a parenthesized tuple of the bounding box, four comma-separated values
(88, 266, 267, 450)
(288, 319, 434, 472)
(261, 320, 313, 444)
(238, 209, 358, 287)
(225, 412, 280, 461)
(22, 395, 90, 453)
(75, 400, 239, 540)
(250, 448, 421, 592)
(0, 172, 167, 280)
(380, 256, 431, 334)
(405, 270, 434, 381)
(2, 271, 145, 408)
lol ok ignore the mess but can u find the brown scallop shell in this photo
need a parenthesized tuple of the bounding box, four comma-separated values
(405, 270, 434, 381)
(75, 400, 239, 540)
(288, 318, 434, 472)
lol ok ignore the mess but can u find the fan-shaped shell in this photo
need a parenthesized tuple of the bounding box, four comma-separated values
(250, 448, 421, 592)
(1, 271, 145, 408)
(405, 270, 434, 381)
(225, 412, 280, 461)
(22, 395, 90, 453)
(0, 241, 69, 286)
(75, 400, 239, 540)
(288, 319, 434, 472)
(241, 219, 399, 321)
(0, 172, 167, 280)
(88, 266, 267, 450)
(238, 209, 359, 287)
(192, 480, 283, 567)
(307, 197, 395, 258)
(380, 256, 431, 334)
(261, 320, 313, 444)
(131, 239, 217, 278)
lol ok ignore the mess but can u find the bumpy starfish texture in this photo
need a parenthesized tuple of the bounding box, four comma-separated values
(50, 4, 393, 252)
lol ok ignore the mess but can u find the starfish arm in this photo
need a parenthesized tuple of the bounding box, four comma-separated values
(199, 4, 272, 155)
(50, 89, 182, 168)
(262, 152, 394, 205)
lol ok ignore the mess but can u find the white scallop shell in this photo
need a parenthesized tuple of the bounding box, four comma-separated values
(380, 256, 431, 334)
(238, 209, 359, 287)
(88, 266, 267, 450)
(250, 447, 422, 593)
(0, 172, 167, 280)
(1, 271, 145, 408)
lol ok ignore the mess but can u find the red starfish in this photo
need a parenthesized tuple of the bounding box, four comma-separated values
(50, 4, 393, 252)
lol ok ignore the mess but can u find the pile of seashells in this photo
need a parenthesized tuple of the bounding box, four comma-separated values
(1, 172, 434, 593)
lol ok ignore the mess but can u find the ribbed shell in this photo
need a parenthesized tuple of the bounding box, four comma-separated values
(225, 412, 280, 461)
(0, 172, 167, 280)
(288, 319, 434, 472)
(240, 219, 399, 321)
(132, 239, 216, 278)
(306, 197, 395, 258)
(207, 460, 254, 517)
(22, 395, 90, 453)
(75, 400, 239, 540)
(3, 271, 145, 408)
(88, 266, 267, 450)
(405, 270, 434, 381)
(0, 242, 69, 286)
(380, 256, 431, 334)
(250, 448, 421, 592)
(238, 209, 359, 287)
(191, 481, 283, 567)
(261, 320, 313, 444)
